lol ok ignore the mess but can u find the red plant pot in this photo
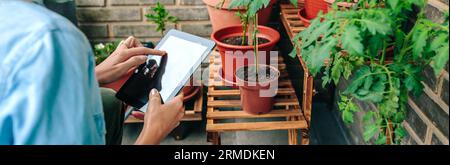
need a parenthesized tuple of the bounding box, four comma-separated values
(235, 65, 280, 115)
(182, 86, 202, 103)
(298, 8, 311, 27)
(305, 0, 328, 19)
(203, 0, 277, 31)
(211, 25, 280, 84)
(182, 77, 202, 102)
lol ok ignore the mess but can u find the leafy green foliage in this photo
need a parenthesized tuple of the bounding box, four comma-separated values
(338, 95, 360, 123)
(93, 41, 120, 65)
(145, 2, 178, 36)
(344, 65, 387, 103)
(291, 0, 449, 145)
(342, 25, 364, 55)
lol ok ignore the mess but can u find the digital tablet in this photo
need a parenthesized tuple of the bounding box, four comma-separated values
(116, 29, 216, 112)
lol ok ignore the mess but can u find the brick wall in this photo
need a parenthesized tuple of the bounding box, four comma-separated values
(75, 0, 212, 43)
(333, 0, 449, 145)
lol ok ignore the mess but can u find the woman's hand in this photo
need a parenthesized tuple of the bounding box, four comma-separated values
(95, 36, 166, 85)
(135, 89, 185, 145)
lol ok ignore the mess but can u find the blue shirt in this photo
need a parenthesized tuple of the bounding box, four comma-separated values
(0, 0, 106, 144)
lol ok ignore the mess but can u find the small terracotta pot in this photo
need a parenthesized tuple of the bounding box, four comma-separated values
(203, 0, 277, 31)
(298, 8, 311, 27)
(305, 0, 328, 19)
(182, 77, 202, 102)
(182, 86, 201, 102)
(211, 25, 280, 84)
(235, 64, 280, 115)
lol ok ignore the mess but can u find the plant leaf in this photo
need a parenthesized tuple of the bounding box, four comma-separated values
(412, 29, 428, 59)
(364, 124, 379, 142)
(431, 42, 449, 75)
(342, 25, 364, 55)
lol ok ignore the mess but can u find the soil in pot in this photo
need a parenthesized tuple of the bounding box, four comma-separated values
(236, 65, 280, 115)
(221, 36, 270, 46)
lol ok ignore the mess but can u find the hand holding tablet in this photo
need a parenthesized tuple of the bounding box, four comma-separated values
(116, 29, 216, 112)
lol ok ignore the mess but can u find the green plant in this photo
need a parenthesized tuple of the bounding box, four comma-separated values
(145, 2, 178, 36)
(222, 0, 304, 78)
(93, 41, 121, 65)
(290, 0, 449, 144)
(227, 0, 272, 74)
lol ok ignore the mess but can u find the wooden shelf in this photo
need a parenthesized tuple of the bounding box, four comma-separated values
(280, 3, 314, 127)
(206, 51, 310, 145)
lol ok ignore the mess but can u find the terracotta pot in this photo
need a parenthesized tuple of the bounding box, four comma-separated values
(182, 86, 201, 102)
(211, 25, 280, 84)
(203, 0, 277, 31)
(298, 8, 311, 27)
(235, 64, 280, 115)
(182, 77, 202, 102)
(305, 0, 328, 19)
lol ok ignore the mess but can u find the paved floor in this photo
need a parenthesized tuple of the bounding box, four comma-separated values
(122, 101, 349, 145)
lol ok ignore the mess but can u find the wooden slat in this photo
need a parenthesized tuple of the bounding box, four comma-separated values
(207, 121, 308, 132)
(208, 88, 296, 96)
(206, 45, 309, 145)
(207, 109, 303, 119)
(208, 99, 299, 108)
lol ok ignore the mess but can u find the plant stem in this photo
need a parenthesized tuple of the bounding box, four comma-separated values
(384, 118, 394, 145)
(381, 40, 387, 65)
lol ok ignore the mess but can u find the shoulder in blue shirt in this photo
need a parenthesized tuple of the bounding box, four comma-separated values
(0, 0, 105, 145)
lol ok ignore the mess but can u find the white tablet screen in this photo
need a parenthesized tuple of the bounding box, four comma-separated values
(139, 36, 208, 111)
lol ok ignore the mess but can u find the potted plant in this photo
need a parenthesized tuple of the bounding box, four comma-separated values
(203, 0, 278, 31)
(211, 0, 280, 88)
(291, 0, 449, 144)
(212, 0, 281, 115)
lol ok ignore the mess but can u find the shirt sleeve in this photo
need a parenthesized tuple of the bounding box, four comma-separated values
(0, 27, 105, 145)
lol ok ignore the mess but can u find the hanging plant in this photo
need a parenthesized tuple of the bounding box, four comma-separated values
(290, 0, 449, 144)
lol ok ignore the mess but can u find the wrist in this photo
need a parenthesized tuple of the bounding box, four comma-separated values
(135, 124, 163, 145)
(95, 67, 107, 85)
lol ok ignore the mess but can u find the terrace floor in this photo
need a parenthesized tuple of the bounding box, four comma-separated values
(122, 100, 350, 145)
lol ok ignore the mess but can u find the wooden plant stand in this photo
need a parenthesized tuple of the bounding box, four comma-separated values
(280, 3, 314, 126)
(206, 51, 310, 145)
